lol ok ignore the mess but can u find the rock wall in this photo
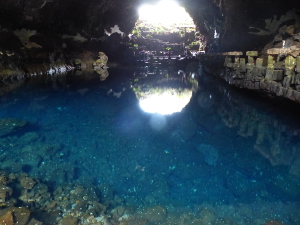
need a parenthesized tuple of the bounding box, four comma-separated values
(0, 0, 299, 55)
(198, 22, 300, 104)
(0, 0, 300, 80)
(0, 0, 138, 35)
(0, 0, 138, 79)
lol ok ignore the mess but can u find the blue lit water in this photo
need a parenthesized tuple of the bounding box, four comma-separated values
(1, 67, 300, 224)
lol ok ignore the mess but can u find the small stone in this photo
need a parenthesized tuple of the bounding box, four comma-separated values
(11, 207, 31, 225)
(19, 175, 36, 190)
(121, 219, 147, 225)
(199, 208, 216, 224)
(144, 205, 166, 223)
(27, 218, 43, 225)
(44, 200, 57, 210)
(59, 215, 78, 225)
(111, 206, 125, 219)
(0, 176, 8, 186)
(0, 185, 13, 204)
(0, 192, 7, 203)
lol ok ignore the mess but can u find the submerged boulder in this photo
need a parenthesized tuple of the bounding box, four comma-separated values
(0, 118, 28, 137)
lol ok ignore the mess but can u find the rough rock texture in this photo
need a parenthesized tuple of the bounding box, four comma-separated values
(0, 118, 28, 137)
(0, 0, 139, 78)
(197, 21, 300, 104)
(0, 0, 299, 59)
(181, 0, 299, 52)
(0, 0, 138, 35)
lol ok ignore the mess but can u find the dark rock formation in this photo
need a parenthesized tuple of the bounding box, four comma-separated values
(1, 0, 299, 58)
(0, 118, 28, 137)
(0, 0, 300, 102)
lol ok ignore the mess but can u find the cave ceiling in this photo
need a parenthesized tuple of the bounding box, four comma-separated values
(0, 0, 299, 52)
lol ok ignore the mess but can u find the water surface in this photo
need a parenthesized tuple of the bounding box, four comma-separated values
(0, 67, 299, 224)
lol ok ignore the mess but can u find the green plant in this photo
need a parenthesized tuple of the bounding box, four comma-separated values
(131, 28, 142, 38)
(190, 41, 200, 47)
(146, 34, 153, 38)
(179, 30, 185, 37)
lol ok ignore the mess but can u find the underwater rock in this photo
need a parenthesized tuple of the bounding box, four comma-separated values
(197, 144, 219, 167)
(11, 207, 31, 225)
(27, 218, 43, 225)
(59, 215, 78, 225)
(98, 183, 114, 203)
(0, 118, 28, 137)
(290, 156, 300, 178)
(73, 200, 88, 212)
(198, 208, 216, 225)
(19, 182, 50, 208)
(50, 183, 107, 222)
(19, 132, 40, 144)
(264, 220, 284, 225)
(225, 172, 261, 199)
(144, 205, 167, 223)
(31, 144, 61, 160)
(0, 207, 30, 225)
(0, 173, 15, 186)
(0, 174, 16, 207)
(111, 206, 125, 220)
(119, 219, 147, 225)
(19, 174, 36, 190)
(267, 174, 300, 201)
(111, 205, 133, 222)
(19, 151, 43, 172)
(0, 185, 13, 205)
(0, 211, 13, 225)
(0, 176, 8, 186)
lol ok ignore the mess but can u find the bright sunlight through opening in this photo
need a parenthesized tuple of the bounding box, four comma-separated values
(138, 0, 194, 27)
(139, 89, 193, 115)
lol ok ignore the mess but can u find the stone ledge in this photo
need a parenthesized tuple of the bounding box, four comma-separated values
(267, 46, 300, 57)
(199, 50, 300, 104)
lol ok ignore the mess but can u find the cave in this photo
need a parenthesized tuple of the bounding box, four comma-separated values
(0, 0, 300, 224)
(1, 0, 300, 99)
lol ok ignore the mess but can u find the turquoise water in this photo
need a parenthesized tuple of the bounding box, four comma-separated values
(0, 67, 300, 224)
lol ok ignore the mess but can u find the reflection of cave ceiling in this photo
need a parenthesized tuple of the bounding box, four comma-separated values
(1, 0, 299, 52)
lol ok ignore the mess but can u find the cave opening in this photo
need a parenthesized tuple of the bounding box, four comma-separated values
(137, 0, 194, 29)
(130, 0, 201, 55)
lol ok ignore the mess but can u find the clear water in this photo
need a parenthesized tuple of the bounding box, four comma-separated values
(0, 67, 300, 224)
